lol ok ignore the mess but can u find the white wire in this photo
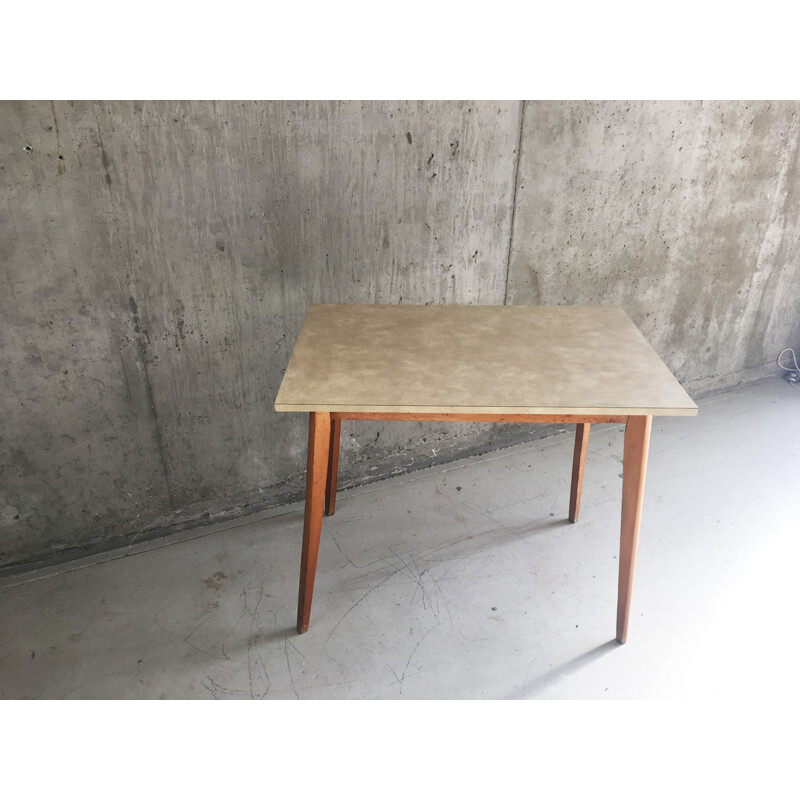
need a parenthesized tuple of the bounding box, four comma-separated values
(777, 348, 800, 372)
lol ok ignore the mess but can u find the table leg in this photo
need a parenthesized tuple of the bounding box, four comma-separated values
(325, 418, 342, 516)
(297, 411, 331, 634)
(568, 422, 591, 522)
(616, 415, 652, 644)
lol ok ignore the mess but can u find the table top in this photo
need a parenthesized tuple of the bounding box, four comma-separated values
(274, 304, 698, 416)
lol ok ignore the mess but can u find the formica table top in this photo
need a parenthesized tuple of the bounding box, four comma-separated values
(274, 304, 698, 416)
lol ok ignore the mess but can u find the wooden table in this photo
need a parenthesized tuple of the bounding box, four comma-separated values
(274, 304, 697, 642)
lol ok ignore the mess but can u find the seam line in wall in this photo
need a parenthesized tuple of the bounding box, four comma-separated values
(503, 99, 526, 306)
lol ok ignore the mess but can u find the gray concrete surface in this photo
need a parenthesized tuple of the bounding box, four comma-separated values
(0, 377, 797, 699)
(1, 100, 799, 571)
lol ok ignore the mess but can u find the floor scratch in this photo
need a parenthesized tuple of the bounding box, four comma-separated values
(323, 569, 400, 650)
(396, 625, 437, 696)
(246, 587, 265, 699)
(284, 637, 300, 699)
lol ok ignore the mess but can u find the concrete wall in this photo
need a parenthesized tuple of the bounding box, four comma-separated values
(1, 100, 798, 571)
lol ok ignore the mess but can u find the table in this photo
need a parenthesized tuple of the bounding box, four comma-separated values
(274, 304, 697, 642)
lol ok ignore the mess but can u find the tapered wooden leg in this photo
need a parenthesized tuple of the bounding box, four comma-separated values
(325, 419, 341, 516)
(616, 415, 652, 644)
(297, 412, 331, 634)
(569, 423, 591, 522)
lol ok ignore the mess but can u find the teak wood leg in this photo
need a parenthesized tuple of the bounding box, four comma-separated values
(616, 415, 652, 644)
(325, 418, 341, 516)
(297, 411, 331, 634)
(569, 423, 591, 522)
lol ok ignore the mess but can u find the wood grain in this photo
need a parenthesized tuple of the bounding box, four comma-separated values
(616, 415, 652, 644)
(569, 423, 591, 522)
(325, 419, 341, 516)
(297, 411, 331, 634)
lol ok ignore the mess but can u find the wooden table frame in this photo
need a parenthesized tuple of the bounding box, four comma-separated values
(297, 410, 651, 644)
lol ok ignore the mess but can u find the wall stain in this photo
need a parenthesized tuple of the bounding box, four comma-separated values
(93, 110, 113, 185)
(50, 101, 65, 175)
(127, 295, 173, 507)
(128, 296, 150, 345)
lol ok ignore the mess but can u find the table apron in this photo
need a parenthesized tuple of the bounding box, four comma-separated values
(329, 412, 629, 424)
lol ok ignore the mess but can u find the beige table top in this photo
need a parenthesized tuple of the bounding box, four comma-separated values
(274, 304, 698, 416)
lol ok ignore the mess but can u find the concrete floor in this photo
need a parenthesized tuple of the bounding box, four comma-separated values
(1, 377, 798, 700)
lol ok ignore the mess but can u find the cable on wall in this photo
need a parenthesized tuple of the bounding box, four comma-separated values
(777, 348, 800, 387)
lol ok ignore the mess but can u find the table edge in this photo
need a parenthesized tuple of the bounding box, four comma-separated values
(274, 402, 699, 417)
